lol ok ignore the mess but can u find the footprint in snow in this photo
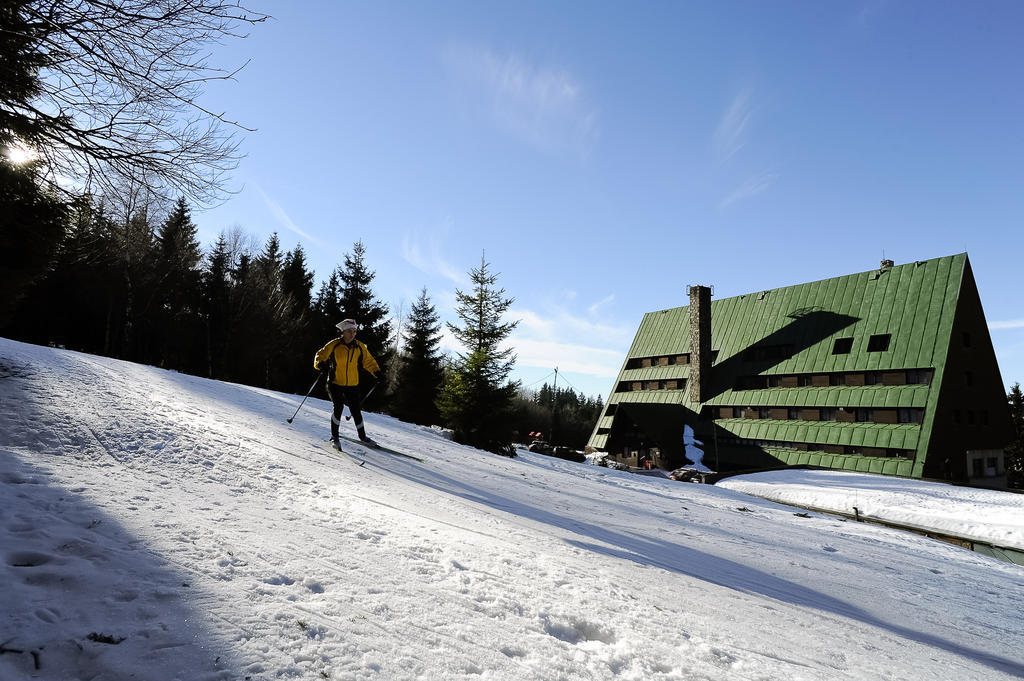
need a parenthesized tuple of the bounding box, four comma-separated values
(263, 575, 295, 586)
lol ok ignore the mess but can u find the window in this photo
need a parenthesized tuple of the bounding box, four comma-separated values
(867, 334, 891, 352)
(832, 337, 854, 354)
(898, 408, 923, 424)
(906, 369, 933, 385)
(972, 458, 985, 477)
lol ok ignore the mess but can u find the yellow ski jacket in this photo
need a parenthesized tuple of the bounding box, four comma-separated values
(314, 338, 380, 387)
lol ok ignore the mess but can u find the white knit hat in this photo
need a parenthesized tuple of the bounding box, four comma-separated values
(336, 319, 358, 332)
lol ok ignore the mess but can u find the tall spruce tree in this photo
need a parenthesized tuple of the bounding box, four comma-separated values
(338, 241, 391, 353)
(437, 254, 520, 455)
(337, 241, 393, 406)
(153, 197, 203, 371)
(392, 288, 444, 426)
(1008, 383, 1024, 489)
(314, 269, 342, 340)
(280, 245, 316, 390)
(203, 232, 233, 379)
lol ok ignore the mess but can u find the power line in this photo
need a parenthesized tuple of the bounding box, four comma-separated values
(522, 370, 556, 389)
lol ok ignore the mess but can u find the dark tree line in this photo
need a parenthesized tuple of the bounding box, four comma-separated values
(2, 0, 264, 334)
(510, 384, 604, 451)
(2, 196, 397, 399)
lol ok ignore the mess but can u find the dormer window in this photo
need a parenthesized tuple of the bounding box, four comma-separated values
(867, 334, 891, 352)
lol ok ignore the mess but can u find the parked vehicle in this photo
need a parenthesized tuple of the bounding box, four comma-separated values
(669, 468, 707, 483)
(528, 441, 552, 454)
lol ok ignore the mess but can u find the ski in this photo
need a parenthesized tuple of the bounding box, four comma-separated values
(337, 435, 425, 462)
(324, 441, 365, 466)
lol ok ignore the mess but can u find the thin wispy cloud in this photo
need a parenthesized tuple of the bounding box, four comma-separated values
(588, 294, 615, 316)
(720, 170, 779, 209)
(257, 187, 326, 248)
(511, 337, 624, 378)
(505, 298, 632, 386)
(443, 44, 599, 157)
(401, 225, 467, 286)
(990, 319, 1024, 330)
(713, 89, 755, 167)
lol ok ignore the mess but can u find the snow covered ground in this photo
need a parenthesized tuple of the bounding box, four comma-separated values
(1, 337, 1022, 681)
(718, 470, 1024, 551)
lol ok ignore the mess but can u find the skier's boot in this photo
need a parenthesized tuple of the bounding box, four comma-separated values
(330, 437, 342, 451)
(359, 434, 378, 448)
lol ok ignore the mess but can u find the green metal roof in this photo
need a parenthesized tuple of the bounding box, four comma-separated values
(590, 253, 968, 456)
(614, 254, 964, 406)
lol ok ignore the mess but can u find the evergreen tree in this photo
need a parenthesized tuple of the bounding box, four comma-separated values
(437, 254, 520, 455)
(281, 245, 314, 317)
(392, 288, 444, 426)
(1008, 383, 1024, 489)
(337, 241, 393, 406)
(153, 197, 203, 371)
(202, 232, 233, 379)
(280, 245, 316, 390)
(116, 208, 159, 362)
(0, 157, 68, 326)
(314, 269, 342, 339)
(338, 241, 391, 354)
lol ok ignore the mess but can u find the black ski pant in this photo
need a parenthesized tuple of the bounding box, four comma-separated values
(327, 383, 367, 441)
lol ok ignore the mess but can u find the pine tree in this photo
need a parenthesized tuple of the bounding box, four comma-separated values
(337, 241, 393, 406)
(280, 245, 316, 390)
(437, 254, 520, 455)
(338, 241, 391, 354)
(281, 246, 314, 318)
(153, 197, 203, 371)
(202, 232, 232, 379)
(1008, 383, 1024, 489)
(392, 288, 444, 426)
(314, 269, 342, 339)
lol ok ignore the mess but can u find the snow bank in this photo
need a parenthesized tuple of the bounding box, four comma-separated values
(718, 470, 1024, 549)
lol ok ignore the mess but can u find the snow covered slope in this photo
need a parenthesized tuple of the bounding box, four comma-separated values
(1, 338, 1022, 681)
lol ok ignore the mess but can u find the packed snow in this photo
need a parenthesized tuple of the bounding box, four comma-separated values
(1, 337, 1022, 681)
(718, 470, 1024, 551)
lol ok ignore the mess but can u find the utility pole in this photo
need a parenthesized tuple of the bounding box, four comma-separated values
(551, 367, 558, 446)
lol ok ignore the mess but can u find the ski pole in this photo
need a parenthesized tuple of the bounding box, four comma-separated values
(345, 383, 378, 420)
(287, 375, 321, 424)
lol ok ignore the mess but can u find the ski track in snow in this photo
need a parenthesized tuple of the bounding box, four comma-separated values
(1, 338, 1022, 680)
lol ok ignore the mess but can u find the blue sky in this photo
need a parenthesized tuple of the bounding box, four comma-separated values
(198, 1, 1024, 399)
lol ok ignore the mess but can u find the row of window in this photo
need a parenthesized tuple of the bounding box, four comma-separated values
(721, 437, 914, 459)
(625, 351, 719, 370)
(616, 378, 687, 393)
(714, 405, 925, 425)
(735, 368, 934, 390)
(832, 333, 892, 354)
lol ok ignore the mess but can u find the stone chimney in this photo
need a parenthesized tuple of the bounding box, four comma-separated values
(880, 259, 894, 272)
(688, 285, 712, 404)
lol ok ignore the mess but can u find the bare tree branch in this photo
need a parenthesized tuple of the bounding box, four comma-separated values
(2, 0, 268, 206)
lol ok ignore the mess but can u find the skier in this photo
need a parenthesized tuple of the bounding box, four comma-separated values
(314, 319, 381, 450)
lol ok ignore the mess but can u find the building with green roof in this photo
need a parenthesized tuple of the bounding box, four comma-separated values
(587, 254, 1014, 488)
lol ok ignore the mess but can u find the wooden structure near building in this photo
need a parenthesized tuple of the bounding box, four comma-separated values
(587, 254, 1015, 488)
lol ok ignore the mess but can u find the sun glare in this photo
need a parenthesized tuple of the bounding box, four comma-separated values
(5, 143, 37, 165)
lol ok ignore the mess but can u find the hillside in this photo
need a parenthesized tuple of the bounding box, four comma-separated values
(1, 338, 1021, 680)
